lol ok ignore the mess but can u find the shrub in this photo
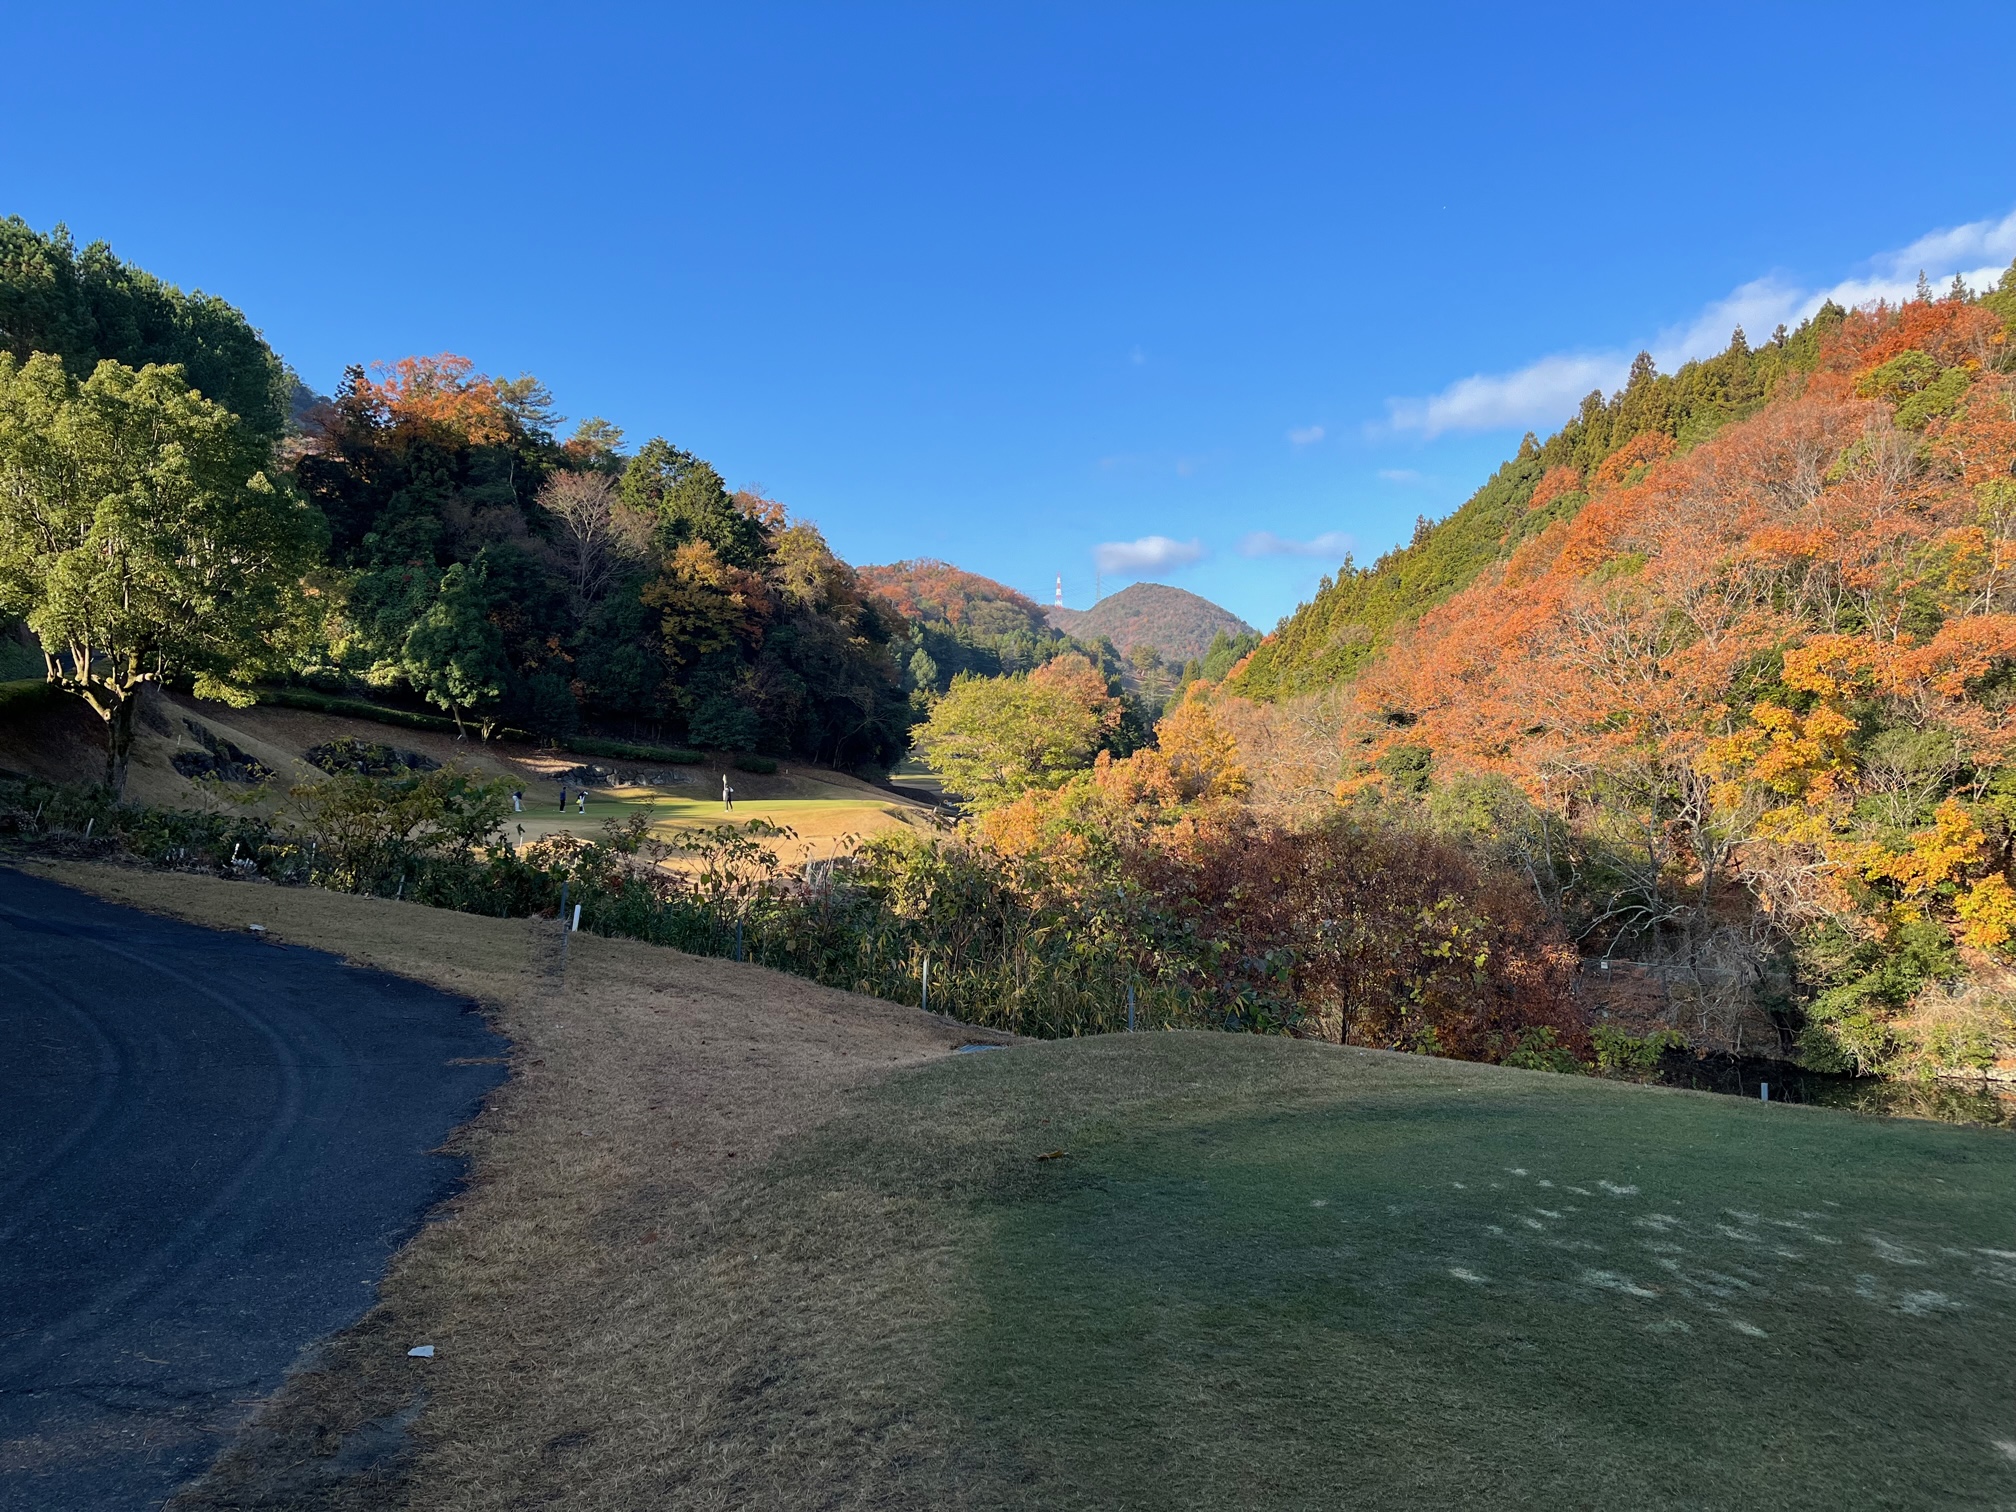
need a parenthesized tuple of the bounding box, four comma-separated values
(733, 754, 779, 774)
(1500, 1026, 1587, 1075)
(304, 737, 440, 777)
(1591, 1024, 1686, 1079)
(1893, 984, 2016, 1077)
(1158, 813, 1584, 1053)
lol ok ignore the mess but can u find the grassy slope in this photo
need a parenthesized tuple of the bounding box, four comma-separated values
(37, 863, 2016, 1509)
(756, 1035, 2016, 1510)
(36, 861, 1005, 1512)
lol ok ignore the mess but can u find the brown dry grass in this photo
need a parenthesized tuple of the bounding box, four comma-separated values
(30, 860, 1008, 1509)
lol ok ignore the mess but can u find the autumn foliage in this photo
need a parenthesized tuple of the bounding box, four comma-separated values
(856, 558, 1047, 632)
(351, 355, 518, 447)
(1325, 292, 2016, 1073)
(969, 686, 1582, 1050)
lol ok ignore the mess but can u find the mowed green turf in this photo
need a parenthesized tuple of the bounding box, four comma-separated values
(743, 1034, 2016, 1510)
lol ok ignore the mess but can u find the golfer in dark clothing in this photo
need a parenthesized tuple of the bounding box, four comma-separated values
(558, 785, 568, 810)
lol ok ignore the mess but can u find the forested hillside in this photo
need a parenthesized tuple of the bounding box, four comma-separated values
(856, 559, 1047, 635)
(1048, 581, 1254, 661)
(1223, 272, 2016, 1079)
(857, 557, 1144, 706)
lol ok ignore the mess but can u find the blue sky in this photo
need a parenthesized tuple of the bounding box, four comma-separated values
(7, 3, 2016, 628)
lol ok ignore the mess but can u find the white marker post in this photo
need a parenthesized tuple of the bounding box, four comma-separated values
(571, 903, 582, 932)
(1760, 1083, 1769, 1102)
(922, 956, 931, 1012)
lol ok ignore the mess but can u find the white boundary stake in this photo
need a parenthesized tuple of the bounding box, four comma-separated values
(571, 903, 582, 932)
(922, 956, 931, 1012)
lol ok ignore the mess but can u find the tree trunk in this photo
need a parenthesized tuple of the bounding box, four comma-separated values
(103, 693, 136, 796)
(449, 704, 467, 740)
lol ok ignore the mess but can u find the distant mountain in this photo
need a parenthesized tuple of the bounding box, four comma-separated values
(857, 559, 1050, 639)
(1047, 584, 1254, 662)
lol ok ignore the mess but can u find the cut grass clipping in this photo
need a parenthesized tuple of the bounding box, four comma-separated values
(730, 1037, 2016, 1510)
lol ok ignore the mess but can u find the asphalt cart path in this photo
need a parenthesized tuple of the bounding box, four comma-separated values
(0, 867, 507, 1511)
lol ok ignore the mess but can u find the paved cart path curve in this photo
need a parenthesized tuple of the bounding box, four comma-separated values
(0, 867, 507, 1511)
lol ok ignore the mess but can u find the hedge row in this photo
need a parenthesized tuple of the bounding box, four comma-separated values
(254, 686, 526, 739)
(260, 691, 767, 770)
(560, 734, 705, 765)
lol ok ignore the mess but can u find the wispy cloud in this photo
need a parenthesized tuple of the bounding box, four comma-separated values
(1287, 423, 1325, 446)
(1386, 353, 1622, 439)
(1093, 535, 1207, 573)
(1882, 207, 2016, 281)
(1382, 207, 2016, 438)
(1377, 468, 1424, 484)
(1240, 530, 1354, 560)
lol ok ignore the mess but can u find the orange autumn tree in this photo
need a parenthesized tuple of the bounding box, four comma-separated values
(353, 354, 518, 447)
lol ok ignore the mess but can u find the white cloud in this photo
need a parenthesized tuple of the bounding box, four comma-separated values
(1240, 530, 1355, 560)
(1651, 274, 1807, 366)
(1093, 535, 1206, 573)
(1287, 423, 1325, 446)
(1881, 207, 2016, 281)
(1378, 468, 1424, 483)
(1385, 352, 1626, 439)
(1382, 207, 2016, 437)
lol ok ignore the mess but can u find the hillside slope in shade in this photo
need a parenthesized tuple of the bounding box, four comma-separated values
(1047, 583, 1254, 660)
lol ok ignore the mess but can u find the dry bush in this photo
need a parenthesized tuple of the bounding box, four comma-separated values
(1151, 813, 1583, 1058)
(1895, 978, 2016, 1077)
(1211, 688, 1353, 820)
